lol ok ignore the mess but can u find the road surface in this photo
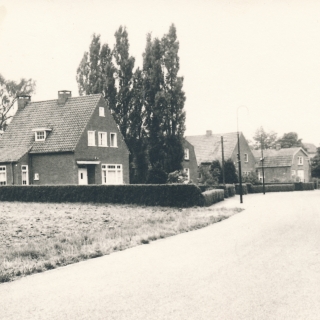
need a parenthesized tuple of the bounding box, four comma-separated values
(1, 191, 320, 319)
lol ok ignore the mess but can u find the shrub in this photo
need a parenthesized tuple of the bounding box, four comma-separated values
(242, 172, 260, 185)
(208, 184, 235, 198)
(249, 184, 295, 193)
(202, 189, 224, 206)
(235, 184, 248, 195)
(0, 184, 205, 208)
(167, 170, 188, 184)
(294, 182, 314, 191)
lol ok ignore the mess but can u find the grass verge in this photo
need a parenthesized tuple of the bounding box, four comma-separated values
(0, 201, 242, 283)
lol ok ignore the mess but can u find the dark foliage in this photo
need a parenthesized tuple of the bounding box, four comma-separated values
(0, 184, 206, 208)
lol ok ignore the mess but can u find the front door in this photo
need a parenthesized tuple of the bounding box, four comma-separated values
(78, 168, 88, 185)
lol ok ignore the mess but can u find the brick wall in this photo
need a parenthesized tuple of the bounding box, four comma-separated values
(182, 140, 198, 184)
(74, 98, 130, 184)
(31, 153, 76, 185)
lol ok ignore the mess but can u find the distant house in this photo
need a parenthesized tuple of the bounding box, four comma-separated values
(0, 91, 130, 186)
(182, 139, 198, 183)
(185, 130, 256, 181)
(253, 145, 311, 182)
(304, 143, 317, 159)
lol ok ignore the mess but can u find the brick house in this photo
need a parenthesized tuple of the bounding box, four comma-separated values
(253, 146, 311, 182)
(182, 139, 198, 183)
(0, 91, 129, 185)
(185, 130, 256, 181)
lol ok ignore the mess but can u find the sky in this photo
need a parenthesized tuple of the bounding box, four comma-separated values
(0, 0, 320, 145)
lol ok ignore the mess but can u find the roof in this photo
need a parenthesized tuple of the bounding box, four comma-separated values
(252, 147, 308, 168)
(185, 132, 239, 164)
(0, 94, 102, 162)
(304, 143, 317, 154)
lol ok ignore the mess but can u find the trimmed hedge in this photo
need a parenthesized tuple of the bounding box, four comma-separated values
(294, 182, 314, 191)
(235, 184, 248, 195)
(0, 184, 206, 208)
(198, 184, 235, 198)
(202, 189, 225, 206)
(249, 184, 295, 193)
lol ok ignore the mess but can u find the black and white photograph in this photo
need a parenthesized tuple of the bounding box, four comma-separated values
(1, 0, 320, 319)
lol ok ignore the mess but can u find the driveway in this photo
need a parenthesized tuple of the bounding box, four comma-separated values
(1, 191, 320, 319)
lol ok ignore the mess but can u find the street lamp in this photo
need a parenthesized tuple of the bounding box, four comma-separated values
(260, 134, 266, 195)
(237, 106, 249, 204)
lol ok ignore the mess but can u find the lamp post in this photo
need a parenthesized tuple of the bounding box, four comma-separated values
(237, 106, 249, 204)
(260, 135, 265, 195)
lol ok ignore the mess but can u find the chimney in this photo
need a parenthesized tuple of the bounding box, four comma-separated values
(275, 143, 281, 151)
(206, 130, 212, 136)
(58, 90, 72, 105)
(17, 95, 31, 111)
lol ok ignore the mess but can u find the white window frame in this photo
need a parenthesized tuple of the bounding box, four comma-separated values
(184, 148, 189, 160)
(298, 156, 303, 165)
(101, 164, 123, 185)
(35, 131, 46, 141)
(21, 165, 29, 185)
(88, 131, 96, 146)
(110, 132, 117, 147)
(99, 107, 105, 117)
(244, 153, 248, 162)
(98, 132, 107, 147)
(0, 166, 6, 185)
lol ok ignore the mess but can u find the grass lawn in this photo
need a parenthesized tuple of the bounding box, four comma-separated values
(0, 201, 242, 283)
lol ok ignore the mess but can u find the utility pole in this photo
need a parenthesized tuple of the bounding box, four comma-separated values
(221, 136, 225, 186)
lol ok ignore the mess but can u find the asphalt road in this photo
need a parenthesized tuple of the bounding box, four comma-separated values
(1, 191, 320, 320)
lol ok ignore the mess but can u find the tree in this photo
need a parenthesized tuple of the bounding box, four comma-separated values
(143, 24, 186, 175)
(209, 160, 222, 184)
(252, 126, 278, 150)
(0, 74, 36, 131)
(113, 26, 135, 140)
(311, 147, 320, 178)
(76, 34, 117, 109)
(277, 132, 304, 149)
(128, 68, 148, 183)
(224, 158, 238, 183)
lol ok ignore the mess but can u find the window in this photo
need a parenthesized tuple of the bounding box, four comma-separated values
(88, 131, 96, 146)
(34, 173, 39, 181)
(243, 171, 250, 176)
(292, 170, 296, 177)
(35, 131, 45, 141)
(0, 166, 6, 185)
(102, 164, 123, 185)
(184, 168, 190, 181)
(21, 165, 29, 185)
(184, 148, 189, 160)
(244, 153, 248, 162)
(99, 107, 105, 117)
(298, 156, 303, 165)
(98, 132, 107, 147)
(110, 133, 117, 147)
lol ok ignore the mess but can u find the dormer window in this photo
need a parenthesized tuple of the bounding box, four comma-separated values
(32, 128, 52, 142)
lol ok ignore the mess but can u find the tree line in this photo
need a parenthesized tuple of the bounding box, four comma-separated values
(250, 126, 305, 150)
(76, 25, 186, 183)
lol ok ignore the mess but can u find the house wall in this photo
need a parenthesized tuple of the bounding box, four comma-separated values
(182, 140, 198, 184)
(31, 153, 76, 185)
(75, 97, 130, 184)
(1, 153, 30, 185)
(230, 133, 256, 174)
(257, 167, 291, 183)
(291, 150, 311, 182)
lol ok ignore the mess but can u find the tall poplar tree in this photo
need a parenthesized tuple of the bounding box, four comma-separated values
(76, 34, 117, 109)
(143, 24, 186, 178)
(113, 26, 135, 140)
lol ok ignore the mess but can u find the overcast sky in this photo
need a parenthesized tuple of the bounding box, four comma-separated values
(0, 0, 319, 145)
